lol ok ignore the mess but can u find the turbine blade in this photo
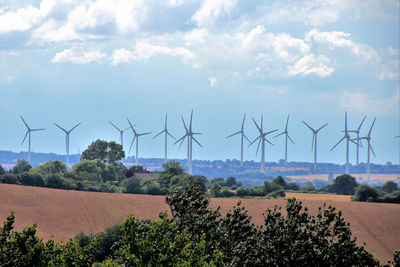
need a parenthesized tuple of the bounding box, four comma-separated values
(302, 121, 314, 132)
(108, 121, 121, 131)
(181, 116, 188, 133)
(31, 128, 46, 131)
(69, 122, 81, 132)
(316, 123, 328, 132)
(138, 132, 152, 136)
(153, 130, 165, 139)
(54, 123, 67, 132)
(127, 119, 137, 135)
(265, 129, 278, 135)
(241, 114, 246, 131)
(174, 135, 186, 145)
(311, 134, 315, 151)
(20, 115, 30, 130)
(285, 115, 289, 131)
(128, 136, 136, 154)
(192, 136, 203, 148)
(243, 133, 251, 143)
(21, 131, 29, 145)
(368, 118, 376, 137)
(189, 110, 193, 132)
(370, 144, 376, 157)
(167, 131, 176, 140)
(358, 115, 366, 131)
(265, 138, 274, 146)
(226, 131, 241, 138)
(249, 136, 261, 147)
(165, 113, 168, 130)
(273, 131, 285, 139)
(255, 138, 261, 156)
(123, 127, 131, 132)
(178, 136, 187, 149)
(331, 137, 345, 151)
(252, 117, 261, 133)
(287, 135, 295, 144)
(345, 112, 348, 132)
(349, 138, 359, 146)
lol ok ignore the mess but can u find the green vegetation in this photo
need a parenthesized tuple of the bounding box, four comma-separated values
(352, 181, 400, 203)
(4, 179, 396, 266)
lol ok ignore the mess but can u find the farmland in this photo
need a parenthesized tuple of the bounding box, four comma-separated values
(285, 192, 352, 201)
(288, 173, 400, 182)
(0, 183, 399, 263)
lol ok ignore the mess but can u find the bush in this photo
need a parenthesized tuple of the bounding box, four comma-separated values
(236, 186, 250, 196)
(1, 173, 19, 184)
(17, 173, 45, 187)
(354, 184, 380, 202)
(122, 177, 142, 194)
(12, 159, 31, 174)
(333, 174, 357, 195)
(267, 189, 285, 198)
(0, 165, 5, 175)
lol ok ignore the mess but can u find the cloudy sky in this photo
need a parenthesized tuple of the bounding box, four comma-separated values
(0, 0, 399, 165)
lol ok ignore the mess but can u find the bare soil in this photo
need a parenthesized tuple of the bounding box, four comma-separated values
(0, 184, 398, 263)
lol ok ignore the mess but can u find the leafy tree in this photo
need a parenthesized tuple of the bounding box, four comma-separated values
(354, 184, 380, 202)
(333, 174, 357, 195)
(191, 175, 208, 193)
(210, 183, 222, 197)
(225, 176, 237, 187)
(30, 160, 67, 177)
(0, 173, 18, 184)
(272, 175, 287, 189)
(81, 140, 125, 164)
(287, 182, 300, 191)
(17, 173, 45, 187)
(12, 159, 31, 174)
(382, 181, 398, 194)
(72, 159, 108, 183)
(122, 177, 142, 194)
(0, 165, 5, 175)
(157, 161, 185, 189)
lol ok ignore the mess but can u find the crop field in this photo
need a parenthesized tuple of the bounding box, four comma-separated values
(288, 173, 400, 182)
(285, 192, 352, 201)
(0, 184, 399, 263)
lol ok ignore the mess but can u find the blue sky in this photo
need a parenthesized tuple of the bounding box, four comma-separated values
(0, 0, 399, 165)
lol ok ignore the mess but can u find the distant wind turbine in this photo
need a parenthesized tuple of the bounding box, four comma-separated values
(348, 115, 366, 166)
(20, 115, 46, 163)
(153, 114, 176, 162)
(249, 115, 278, 172)
(331, 112, 358, 174)
(360, 118, 376, 182)
(127, 119, 151, 165)
(273, 115, 294, 165)
(226, 114, 251, 166)
(108, 121, 130, 149)
(54, 122, 81, 167)
(303, 121, 328, 173)
(174, 110, 202, 175)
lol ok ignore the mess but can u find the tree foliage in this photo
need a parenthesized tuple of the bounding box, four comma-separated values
(81, 140, 125, 164)
(12, 159, 31, 174)
(333, 174, 357, 195)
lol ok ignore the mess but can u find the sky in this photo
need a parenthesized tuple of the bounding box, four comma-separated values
(0, 0, 399, 165)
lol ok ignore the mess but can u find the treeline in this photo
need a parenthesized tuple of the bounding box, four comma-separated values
(3, 179, 399, 266)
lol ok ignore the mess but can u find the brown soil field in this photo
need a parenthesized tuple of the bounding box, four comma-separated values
(0, 184, 399, 263)
(285, 192, 352, 201)
(288, 173, 400, 182)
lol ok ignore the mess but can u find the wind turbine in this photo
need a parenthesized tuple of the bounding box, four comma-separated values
(20, 115, 46, 163)
(348, 115, 366, 166)
(303, 121, 328, 173)
(226, 114, 250, 166)
(331, 112, 358, 174)
(127, 119, 151, 165)
(273, 115, 294, 165)
(360, 118, 376, 182)
(54, 122, 81, 167)
(153, 114, 176, 162)
(249, 115, 278, 172)
(174, 110, 202, 175)
(108, 121, 130, 149)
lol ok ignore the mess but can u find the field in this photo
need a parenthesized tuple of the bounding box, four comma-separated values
(288, 173, 400, 182)
(285, 192, 352, 201)
(0, 184, 399, 263)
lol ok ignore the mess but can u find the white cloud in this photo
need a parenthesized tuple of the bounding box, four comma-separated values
(340, 90, 399, 114)
(379, 71, 399, 80)
(388, 46, 398, 56)
(51, 48, 107, 64)
(208, 76, 217, 87)
(272, 33, 311, 62)
(288, 53, 334, 77)
(184, 28, 208, 46)
(305, 29, 380, 61)
(191, 0, 237, 27)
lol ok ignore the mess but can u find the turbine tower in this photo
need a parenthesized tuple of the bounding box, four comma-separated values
(303, 121, 328, 173)
(20, 115, 46, 163)
(54, 122, 81, 167)
(174, 110, 202, 175)
(108, 121, 130, 149)
(273, 115, 295, 165)
(249, 115, 278, 172)
(153, 114, 176, 162)
(226, 114, 250, 166)
(348, 115, 366, 166)
(127, 119, 151, 165)
(360, 118, 376, 182)
(331, 112, 358, 174)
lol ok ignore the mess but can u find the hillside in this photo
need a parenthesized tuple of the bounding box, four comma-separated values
(0, 184, 399, 263)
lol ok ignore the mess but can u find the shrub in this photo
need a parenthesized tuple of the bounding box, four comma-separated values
(0, 173, 18, 184)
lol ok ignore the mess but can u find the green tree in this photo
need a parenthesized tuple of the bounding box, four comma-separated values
(354, 184, 380, 202)
(157, 161, 185, 190)
(122, 177, 142, 194)
(382, 181, 398, 194)
(0, 165, 5, 175)
(333, 174, 357, 195)
(225, 176, 237, 187)
(272, 176, 287, 189)
(12, 159, 31, 174)
(81, 140, 125, 164)
(210, 183, 222, 197)
(30, 160, 67, 177)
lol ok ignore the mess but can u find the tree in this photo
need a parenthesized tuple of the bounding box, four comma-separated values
(382, 181, 398, 194)
(225, 176, 237, 187)
(30, 161, 66, 177)
(333, 174, 357, 195)
(0, 165, 5, 175)
(12, 159, 31, 174)
(354, 184, 380, 202)
(157, 161, 185, 189)
(122, 177, 142, 194)
(81, 140, 125, 164)
(272, 176, 287, 189)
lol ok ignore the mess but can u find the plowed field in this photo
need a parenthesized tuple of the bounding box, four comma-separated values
(0, 184, 399, 263)
(285, 192, 351, 201)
